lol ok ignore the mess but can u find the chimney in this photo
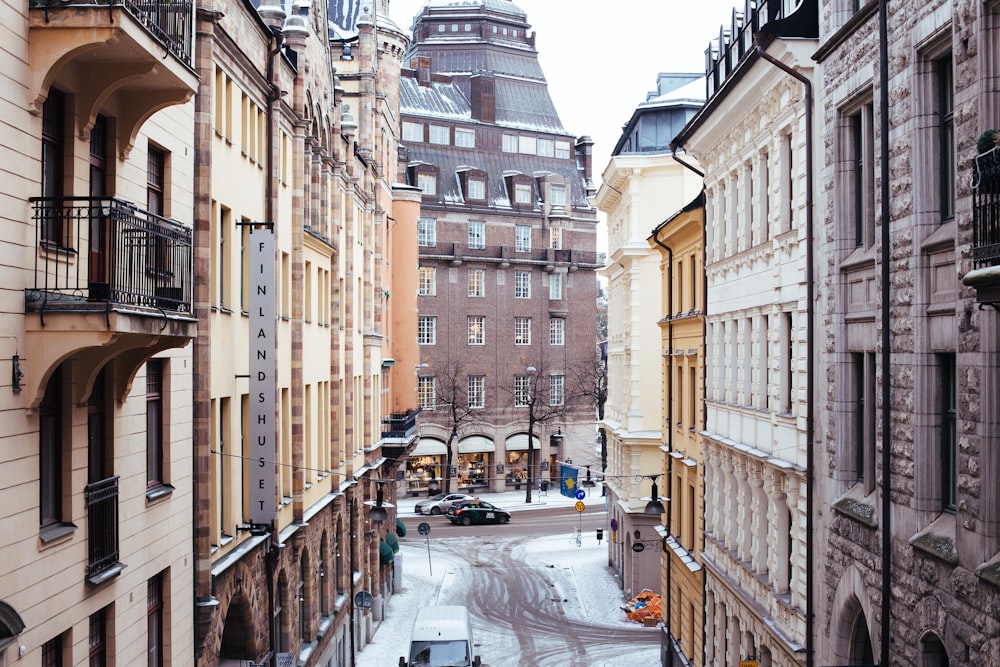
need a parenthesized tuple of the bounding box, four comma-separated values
(418, 57, 432, 86)
(575, 136, 596, 197)
(469, 71, 496, 124)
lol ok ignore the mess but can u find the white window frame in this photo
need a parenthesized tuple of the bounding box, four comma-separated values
(417, 172, 437, 196)
(402, 121, 424, 142)
(455, 128, 476, 148)
(515, 183, 532, 205)
(418, 377, 436, 410)
(549, 227, 562, 249)
(549, 374, 564, 406)
(515, 225, 531, 252)
(468, 268, 485, 297)
(418, 217, 436, 246)
(555, 140, 571, 159)
(468, 315, 485, 345)
(549, 184, 567, 207)
(418, 315, 437, 345)
(549, 273, 563, 300)
(418, 266, 436, 296)
(467, 178, 485, 200)
(518, 135, 536, 155)
(536, 138, 554, 157)
(514, 271, 531, 299)
(549, 317, 565, 345)
(514, 317, 531, 345)
(429, 125, 450, 145)
(468, 375, 485, 409)
(468, 221, 485, 249)
(502, 134, 518, 153)
(514, 375, 531, 407)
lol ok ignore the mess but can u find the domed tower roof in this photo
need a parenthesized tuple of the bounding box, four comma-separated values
(423, 0, 526, 18)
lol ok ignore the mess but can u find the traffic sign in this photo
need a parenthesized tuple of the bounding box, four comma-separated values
(354, 591, 373, 610)
(574, 489, 586, 500)
(575, 501, 585, 512)
(417, 522, 431, 536)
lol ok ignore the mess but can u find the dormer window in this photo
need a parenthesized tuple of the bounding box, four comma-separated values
(429, 125, 450, 145)
(417, 172, 437, 195)
(468, 178, 485, 200)
(515, 183, 532, 204)
(555, 140, 571, 159)
(550, 184, 567, 208)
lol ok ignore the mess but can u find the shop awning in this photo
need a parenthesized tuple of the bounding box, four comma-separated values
(379, 541, 394, 564)
(411, 438, 447, 456)
(458, 436, 496, 453)
(395, 517, 407, 537)
(385, 532, 400, 553)
(505, 433, 540, 450)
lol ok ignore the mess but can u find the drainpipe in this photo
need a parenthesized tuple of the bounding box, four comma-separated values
(651, 230, 674, 666)
(266, 27, 284, 225)
(754, 41, 815, 667)
(877, 0, 892, 663)
(669, 148, 705, 667)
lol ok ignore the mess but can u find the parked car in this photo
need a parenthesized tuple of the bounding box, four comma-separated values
(414, 493, 474, 516)
(446, 500, 511, 526)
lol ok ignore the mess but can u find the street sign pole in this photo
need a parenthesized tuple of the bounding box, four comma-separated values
(417, 522, 432, 576)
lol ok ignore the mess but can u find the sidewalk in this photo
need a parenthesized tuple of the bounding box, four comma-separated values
(393, 484, 607, 515)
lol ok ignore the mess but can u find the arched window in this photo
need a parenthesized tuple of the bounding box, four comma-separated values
(850, 611, 874, 665)
(921, 633, 948, 667)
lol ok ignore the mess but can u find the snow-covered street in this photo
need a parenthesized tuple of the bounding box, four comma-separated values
(356, 491, 662, 667)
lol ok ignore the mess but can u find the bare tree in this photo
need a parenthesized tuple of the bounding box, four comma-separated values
(431, 358, 480, 494)
(501, 352, 569, 503)
(569, 347, 609, 487)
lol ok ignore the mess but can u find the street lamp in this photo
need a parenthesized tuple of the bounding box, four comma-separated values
(635, 473, 667, 515)
(364, 480, 393, 523)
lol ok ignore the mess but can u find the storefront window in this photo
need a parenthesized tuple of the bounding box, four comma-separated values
(457, 454, 489, 489)
(506, 451, 529, 486)
(405, 456, 443, 495)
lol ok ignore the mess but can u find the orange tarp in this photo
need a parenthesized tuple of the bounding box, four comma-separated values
(622, 590, 662, 623)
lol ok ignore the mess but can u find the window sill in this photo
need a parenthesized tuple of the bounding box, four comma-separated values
(86, 561, 126, 587)
(39, 521, 77, 545)
(146, 483, 175, 503)
(839, 243, 878, 272)
(909, 512, 958, 565)
(832, 484, 878, 527)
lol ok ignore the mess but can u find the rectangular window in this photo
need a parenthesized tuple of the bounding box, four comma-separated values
(502, 134, 518, 153)
(555, 140, 571, 159)
(417, 172, 437, 196)
(418, 315, 437, 345)
(549, 227, 562, 249)
(455, 128, 476, 148)
(89, 609, 107, 667)
(514, 271, 531, 298)
(418, 377, 436, 410)
(518, 135, 536, 155)
(429, 125, 450, 145)
(41, 89, 66, 247)
(536, 138, 554, 157)
(148, 573, 164, 667)
(468, 315, 485, 345)
(43, 634, 64, 667)
(146, 359, 165, 488)
(940, 353, 957, 512)
(514, 375, 531, 407)
(549, 374, 565, 406)
(147, 145, 166, 216)
(781, 312, 793, 413)
(418, 266, 436, 296)
(40, 366, 64, 527)
(468, 375, 485, 409)
(549, 317, 565, 345)
(842, 100, 875, 248)
(938, 54, 955, 222)
(851, 352, 876, 490)
(418, 217, 436, 246)
(549, 273, 563, 300)
(402, 121, 423, 142)
(514, 317, 531, 345)
(468, 268, 485, 297)
(515, 225, 531, 252)
(515, 183, 533, 205)
(468, 221, 485, 248)
(549, 184, 567, 207)
(467, 178, 485, 200)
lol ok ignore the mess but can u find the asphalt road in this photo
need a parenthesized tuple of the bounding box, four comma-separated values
(399, 504, 606, 538)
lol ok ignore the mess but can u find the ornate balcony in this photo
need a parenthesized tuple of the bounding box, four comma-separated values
(418, 242, 603, 269)
(28, 0, 196, 156)
(963, 147, 1000, 307)
(24, 197, 196, 408)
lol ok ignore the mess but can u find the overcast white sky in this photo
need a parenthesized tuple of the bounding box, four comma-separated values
(389, 0, 741, 179)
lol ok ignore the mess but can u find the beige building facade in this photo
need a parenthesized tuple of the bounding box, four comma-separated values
(0, 0, 199, 663)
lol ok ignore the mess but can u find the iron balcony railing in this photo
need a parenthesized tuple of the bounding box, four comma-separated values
(85, 476, 120, 581)
(418, 242, 603, 267)
(32, 0, 193, 66)
(382, 408, 421, 440)
(973, 147, 1000, 268)
(27, 197, 193, 314)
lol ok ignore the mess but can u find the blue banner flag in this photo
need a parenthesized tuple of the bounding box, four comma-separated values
(560, 464, 579, 498)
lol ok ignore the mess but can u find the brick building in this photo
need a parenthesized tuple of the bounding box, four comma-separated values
(399, 0, 602, 496)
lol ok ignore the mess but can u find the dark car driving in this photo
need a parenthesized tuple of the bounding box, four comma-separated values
(446, 500, 511, 526)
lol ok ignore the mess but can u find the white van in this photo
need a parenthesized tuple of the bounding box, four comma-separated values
(398, 605, 482, 667)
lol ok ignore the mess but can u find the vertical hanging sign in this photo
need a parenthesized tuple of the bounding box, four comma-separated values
(249, 224, 277, 527)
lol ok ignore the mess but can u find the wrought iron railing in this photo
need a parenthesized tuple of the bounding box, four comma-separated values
(31, 0, 193, 66)
(973, 147, 1000, 268)
(85, 476, 120, 580)
(418, 242, 603, 266)
(381, 408, 420, 440)
(27, 197, 193, 314)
